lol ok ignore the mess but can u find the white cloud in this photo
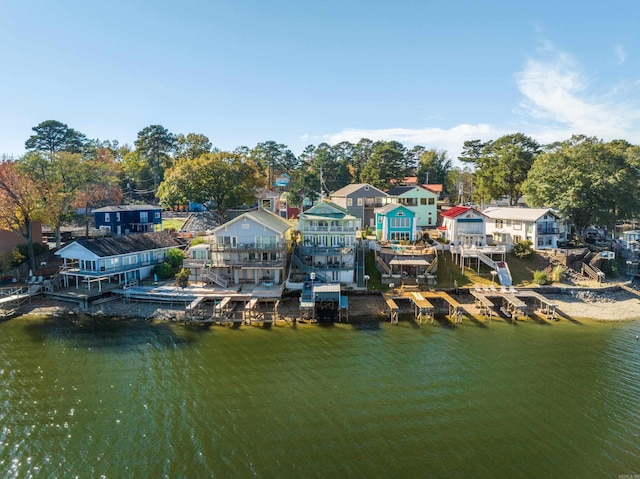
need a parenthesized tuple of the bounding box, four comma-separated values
(318, 43, 640, 159)
(515, 44, 640, 142)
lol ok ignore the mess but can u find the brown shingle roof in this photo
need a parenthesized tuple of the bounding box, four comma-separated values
(75, 232, 185, 257)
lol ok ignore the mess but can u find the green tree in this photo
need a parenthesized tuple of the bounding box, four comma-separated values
(446, 166, 475, 204)
(173, 133, 213, 161)
(524, 135, 640, 234)
(134, 125, 174, 192)
(249, 141, 298, 189)
(157, 152, 260, 219)
(361, 141, 406, 190)
(25, 120, 87, 154)
(350, 138, 374, 183)
(416, 149, 452, 186)
(165, 248, 185, 268)
(460, 134, 540, 205)
(120, 150, 155, 202)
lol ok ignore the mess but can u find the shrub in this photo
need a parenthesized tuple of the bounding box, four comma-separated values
(175, 268, 191, 289)
(154, 262, 174, 280)
(600, 260, 618, 277)
(512, 240, 534, 259)
(533, 270, 551, 285)
(10, 248, 25, 267)
(165, 248, 185, 268)
(550, 265, 564, 282)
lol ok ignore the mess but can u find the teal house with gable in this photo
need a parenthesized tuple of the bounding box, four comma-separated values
(375, 203, 417, 242)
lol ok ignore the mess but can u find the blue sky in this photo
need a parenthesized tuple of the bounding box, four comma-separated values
(1, 0, 639, 160)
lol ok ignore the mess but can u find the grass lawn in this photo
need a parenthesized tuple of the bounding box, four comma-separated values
(366, 249, 543, 290)
(435, 250, 541, 289)
(162, 218, 187, 231)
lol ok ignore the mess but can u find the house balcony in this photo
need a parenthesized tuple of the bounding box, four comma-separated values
(537, 226, 559, 235)
(59, 259, 163, 277)
(299, 245, 354, 256)
(208, 259, 285, 269)
(213, 242, 287, 252)
(299, 226, 356, 233)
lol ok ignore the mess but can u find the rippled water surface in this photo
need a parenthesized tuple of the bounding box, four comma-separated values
(1, 315, 639, 478)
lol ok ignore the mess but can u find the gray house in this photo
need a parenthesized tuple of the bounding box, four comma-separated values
(329, 183, 387, 230)
(191, 208, 293, 287)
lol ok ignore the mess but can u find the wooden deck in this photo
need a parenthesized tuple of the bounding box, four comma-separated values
(383, 288, 464, 324)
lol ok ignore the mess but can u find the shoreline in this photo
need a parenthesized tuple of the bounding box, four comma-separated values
(10, 286, 640, 324)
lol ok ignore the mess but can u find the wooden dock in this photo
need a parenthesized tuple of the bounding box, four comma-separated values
(383, 289, 464, 324)
(470, 288, 561, 321)
(0, 286, 40, 318)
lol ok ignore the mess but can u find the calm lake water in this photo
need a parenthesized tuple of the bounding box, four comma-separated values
(1, 314, 639, 478)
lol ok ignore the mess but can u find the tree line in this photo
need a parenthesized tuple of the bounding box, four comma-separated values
(2, 119, 640, 272)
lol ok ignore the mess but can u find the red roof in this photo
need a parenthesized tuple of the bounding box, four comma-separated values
(441, 206, 486, 219)
(440, 206, 471, 218)
(423, 184, 443, 193)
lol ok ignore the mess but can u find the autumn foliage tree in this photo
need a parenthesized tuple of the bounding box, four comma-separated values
(0, 161, 46, 273)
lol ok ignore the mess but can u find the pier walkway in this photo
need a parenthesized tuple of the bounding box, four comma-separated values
(0, 285, 41, 318)
(383, 288, 464, 324)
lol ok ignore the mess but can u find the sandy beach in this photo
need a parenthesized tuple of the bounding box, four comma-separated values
(12, 286, 640, 323)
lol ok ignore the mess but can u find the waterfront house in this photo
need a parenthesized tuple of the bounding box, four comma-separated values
(374, 204, 418, 242)
(483, 207, 566, 250)
(385, 185, 438, 228)
(192, 208, 292, 287)
(54, 231, 185, 291)
(439, 206, 487, 246)
(293, 201, 358, 285)
(329, 183, 387, 230)
(93, 204, 162, 235)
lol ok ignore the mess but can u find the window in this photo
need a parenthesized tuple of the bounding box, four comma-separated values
(104, 213, 110, 222)
(495, 219, 503, 228)
(428, 198, 435, 205)
(155, 212, 161, 219)
(390, 232, 410, 241)
(537, 238, 544, 247)
(505, 220, 512, 227)
(513, 221, 522, 230)
(347, 198, 353, 207)
(357, 198, 363, 206)
(140, 211, 148, 222)
(420, 198, 427, 205)
(116, 212, 120, 221)
(513, 235, 522, 244)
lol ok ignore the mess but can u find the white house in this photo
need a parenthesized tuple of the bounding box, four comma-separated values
(483, 207, 565, 250)
(439, 206, 487, 246)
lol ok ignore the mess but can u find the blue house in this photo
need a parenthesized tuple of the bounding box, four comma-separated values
(93, 205, 163, 235)
(375, 204, 417, 242)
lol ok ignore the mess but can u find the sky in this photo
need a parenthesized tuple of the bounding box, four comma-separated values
(1, 0, 639, 161)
